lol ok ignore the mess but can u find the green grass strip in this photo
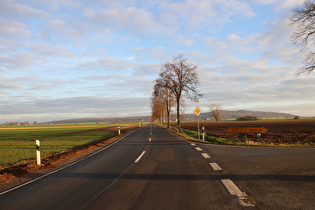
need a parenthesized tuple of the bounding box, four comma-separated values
(0, 126, 117, 167)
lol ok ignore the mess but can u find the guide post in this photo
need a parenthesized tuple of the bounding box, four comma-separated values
(36, 140, 41, 165)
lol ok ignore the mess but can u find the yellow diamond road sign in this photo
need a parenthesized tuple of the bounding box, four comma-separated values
(193, 106, 202, 116)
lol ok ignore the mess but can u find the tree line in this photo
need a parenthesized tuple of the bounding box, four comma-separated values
(151, 55, 202, 131)
(0, 121, 49, 126)
(151, 55, 229, 129)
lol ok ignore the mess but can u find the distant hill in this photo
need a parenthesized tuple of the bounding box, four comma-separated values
(48, 110, 296, 124)
(185, 110, 296, 121)
(49, 116, 151, 124)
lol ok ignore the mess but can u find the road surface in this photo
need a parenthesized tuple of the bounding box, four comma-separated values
(0, 123, 314, 209)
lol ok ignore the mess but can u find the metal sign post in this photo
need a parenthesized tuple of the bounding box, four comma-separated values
(193, 106, 202, 140)
(197, 115, 200, 139)
(227, 127, 267, 144)
(36, 140, 41, 165)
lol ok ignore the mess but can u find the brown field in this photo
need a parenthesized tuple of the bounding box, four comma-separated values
(174, 119, 315, 145)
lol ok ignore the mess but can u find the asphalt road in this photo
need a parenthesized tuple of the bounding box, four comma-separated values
(201, 144, 315, 209)
(0, 123, 314, 209)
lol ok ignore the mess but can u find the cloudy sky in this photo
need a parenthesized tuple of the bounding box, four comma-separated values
(1, 0, 314, 123)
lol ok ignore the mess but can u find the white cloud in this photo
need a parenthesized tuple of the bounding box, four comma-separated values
(0, 0, 50, 20)
(0, 0, 314, 123)
(85, 7, 171, 36)
(43, 19, 86, 40)
(0, 83, 22, 90)
(75, 57, 132, 72)
(0, 20, 32, 38)
(0, 53, 36, 70)
(26, 43, 74, 58)
(0, 96, 151, 122)
(174, 35, 196, 46)
(203, 13, 303, 67)
(252, 0, 305, 10)
(161, 0, 254, 32)
(256, 15, 306, 65)
(26, 0, 82, 12)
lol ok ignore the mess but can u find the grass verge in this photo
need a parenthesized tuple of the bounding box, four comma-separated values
(0, 124, 136, 168)
(0, 130, 115, 167)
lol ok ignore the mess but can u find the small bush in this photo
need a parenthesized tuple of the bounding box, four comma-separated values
(236, 116, 258, 121)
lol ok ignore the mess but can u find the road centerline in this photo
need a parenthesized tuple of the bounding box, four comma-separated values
(201, 153, 210, 158)
(134, 151, 146, 163)
(221, 179, 255, 207)
(209, 163, 222, 171)
(195, 147, 202, 151)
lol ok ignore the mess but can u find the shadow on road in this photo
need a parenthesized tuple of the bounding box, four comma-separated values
(45, 172, 315, 182)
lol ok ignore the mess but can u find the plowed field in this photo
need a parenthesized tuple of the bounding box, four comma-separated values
(175, 119, 315, 144)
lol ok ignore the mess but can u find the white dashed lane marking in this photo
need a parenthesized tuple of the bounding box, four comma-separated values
(195, 147, 202, 151)
(201, 153, 210, 158)
(221, 179, 243, 195)
(209, 163, 222, 171)
(188, 141, 255, 207)
(221, 179, 255, 207)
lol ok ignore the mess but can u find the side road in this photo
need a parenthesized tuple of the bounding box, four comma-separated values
(193, 138, 315, 209)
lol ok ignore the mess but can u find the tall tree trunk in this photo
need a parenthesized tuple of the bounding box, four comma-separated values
(176, 97, 181, 132)
(166, 105, 170, 128)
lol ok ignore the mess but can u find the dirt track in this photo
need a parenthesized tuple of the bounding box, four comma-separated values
(174, 119, 315, 144)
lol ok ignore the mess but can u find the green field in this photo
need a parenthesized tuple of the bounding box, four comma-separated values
(0, 124, 123, 168)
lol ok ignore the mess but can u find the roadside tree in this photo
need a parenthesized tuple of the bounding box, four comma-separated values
(151, 95, 164, 124)
(157, 55, 202, 131)
(153, 79, 175, 128)
(210, 104, 223, 122)
(291, 0, 315, 74)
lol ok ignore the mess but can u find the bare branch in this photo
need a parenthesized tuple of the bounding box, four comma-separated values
(291, 0, 315, 74)
(209, 104, 223, 122)
(152, 55, 202, 131)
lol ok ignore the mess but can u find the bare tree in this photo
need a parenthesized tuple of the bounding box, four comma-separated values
(210, 104, 223, 122)
(151, 94, 164, 124)
(158, 55, 203, 131)
(291, 0, 315, 74)
(153, 79, 175, 128)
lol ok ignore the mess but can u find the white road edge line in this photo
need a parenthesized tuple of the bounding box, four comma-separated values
(201, 153, 210, 158)
(0, 128, 140, 197)
(134, 151, 146, 163)
(209, 163, 222, 171)
(195, 147, 202, 151)
(221, 179, 255, 207)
